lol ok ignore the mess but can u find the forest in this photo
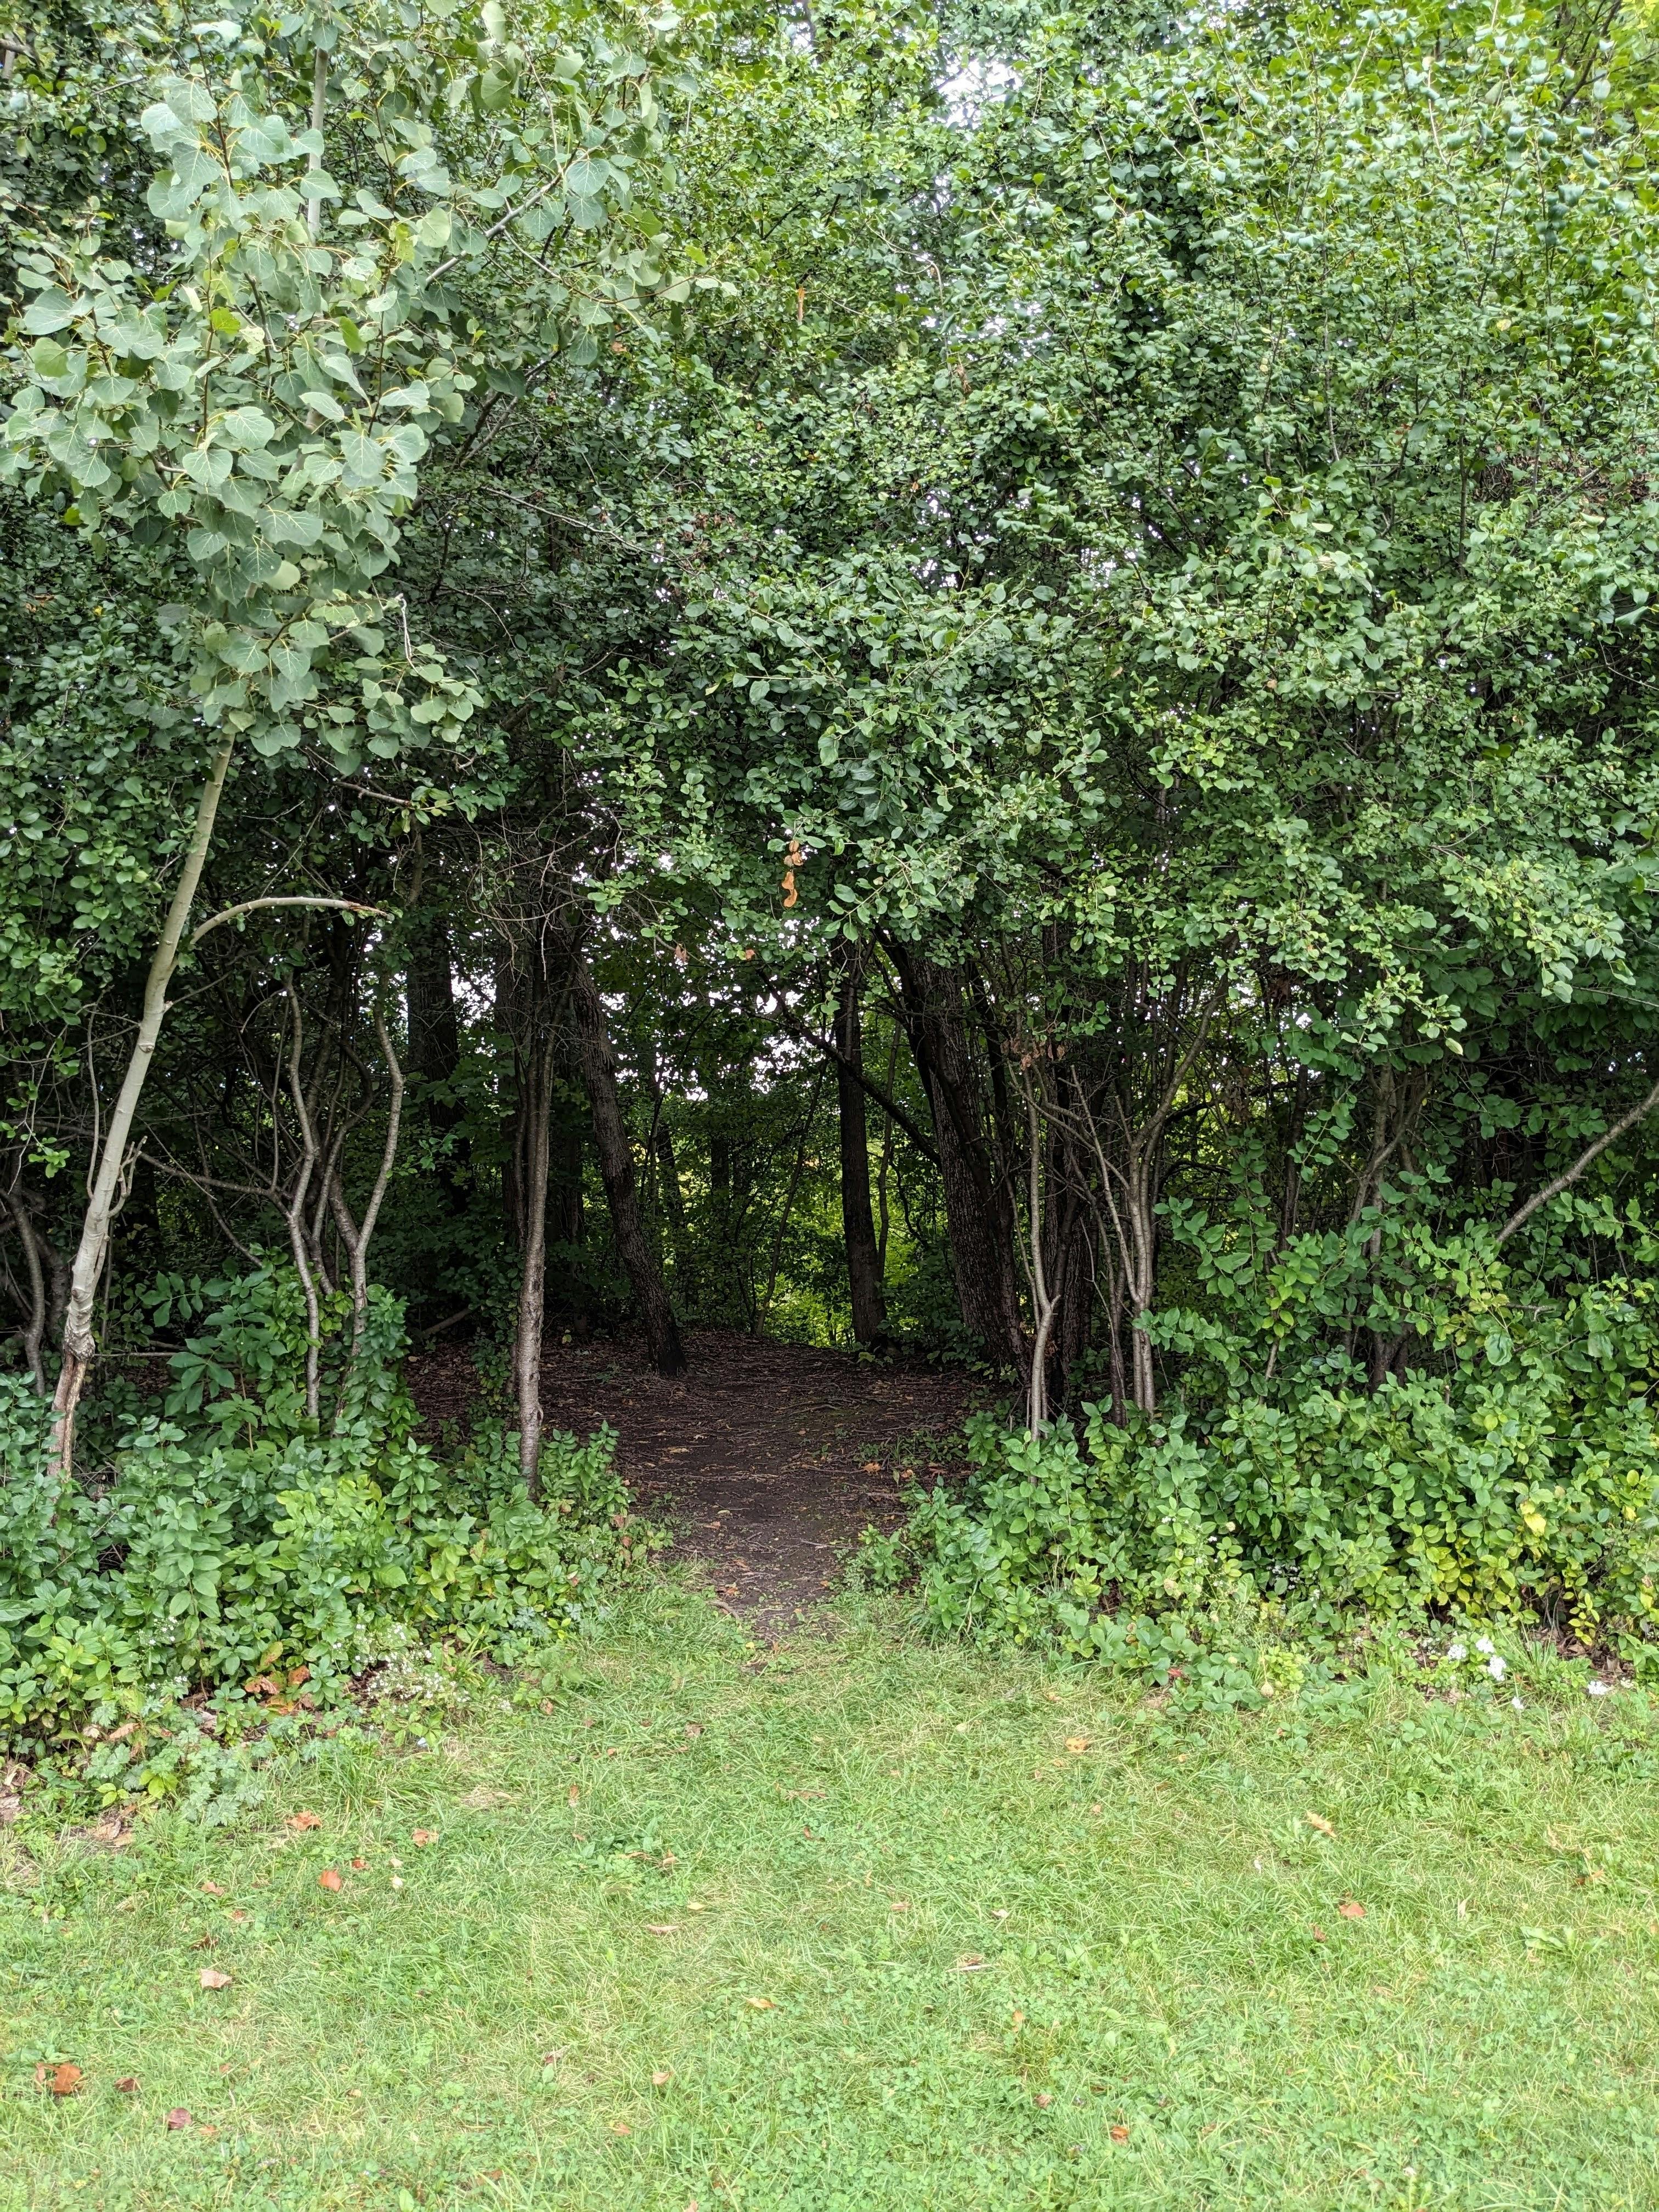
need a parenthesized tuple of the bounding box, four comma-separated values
(7, 0, 1659, 1760)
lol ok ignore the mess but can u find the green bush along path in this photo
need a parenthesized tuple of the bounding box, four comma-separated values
(4, 1591, 1659, 2211)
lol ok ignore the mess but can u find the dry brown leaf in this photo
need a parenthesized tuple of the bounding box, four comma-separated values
(861, 1461, 881, 1473)
(1305, 1812, 1335, 1837)
(412, 1828, 436, 1846)
(199, 1880, 227, 1897)
(1065, 1736, 1091, 1755)
(1088, 1803, 1103, 1816)
(246, 1675, 280, 1699)
(1310, 1926, 1328, 1944)
(612, 2120, 632, 2135)
(685, 1724, 703, 1739)
(955, 1954, 987, 1971)
(652, 2069, 672, 2086)
(1110, 2124, 1130, 2143)
(645, 1923, 679, 1936)
(318, 1869, 342, 1892)
(116, 2076, 139, 2092)
(1338, 1899, 1365, 1920)
(568, 1784, 581, 1807)
(744, 1996, 776, 2010)
(165, 2107, 193, 2131)
(1035, 2091, 1053, 2108)
(41, 2062, 82, 2097)
(199, 1967, 233, 1989)
(351, 1857, 368, 1871)
(287, 1810, 322, 1831)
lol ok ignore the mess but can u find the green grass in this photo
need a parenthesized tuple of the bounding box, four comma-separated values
(5, 1590, 1659, 2210)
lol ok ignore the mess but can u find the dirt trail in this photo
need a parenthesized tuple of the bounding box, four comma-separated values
(408, 1329, 980, 1637)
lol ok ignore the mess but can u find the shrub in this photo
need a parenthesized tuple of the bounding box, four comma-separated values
(884, 1272, 1659, 1682)
(0, 1267, 655, 1788)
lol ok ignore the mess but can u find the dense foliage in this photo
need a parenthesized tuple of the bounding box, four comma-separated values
(6, 0, 1659, 1743)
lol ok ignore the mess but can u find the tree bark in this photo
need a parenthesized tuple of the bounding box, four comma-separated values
(568, 952, 686, 1377)
(836, 967, 887, 1346)
(886, 943, 1027, 1379)
(51, 738, 235, 1477)
(514, 1029, 555, 1492)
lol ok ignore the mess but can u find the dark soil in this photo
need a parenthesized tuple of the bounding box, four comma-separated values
(407, 1329, 983, 1638)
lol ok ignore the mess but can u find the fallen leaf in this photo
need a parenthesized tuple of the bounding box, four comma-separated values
(685, 1724, 703, 1739)
(199, 1967, 233, 1989)
(567, 1785, 580, 1807)
(955, 1954, 987, 1971)
(745, 1996, 776, 2010)
(1088, 1803, 1103, 1816)
(652, 2069, 672, 2086)
(246, 1675, 280, 1699)
(116, 2076, 139, 2093)
(229, 1909, 249, 1923)
(42, 2062, 82, 2097)
(541, 2050, 566, 2067)
(165, 2108, 193, 2130)
(1110, 2124, 1130, 2143)
(861, 1461, 881, 1473)
(1305, 1812, 1335, 1838)
(1338, 1899, 1366, 1920)
(645, 1923, 679, 1935)
(1310, 1926, 1328, 1943)
(351, 1857, 368, 1871)
(1036, 2091, 1053, 2108)
(1011, 2010, 1025, 2029)
(318, 1869, 342, 1892)
(287, 1810, 322, 1831)
(612, 2120, 632, 2135)
(199, 1880, 227, 1897)
(412, 1829, 436, 1846)
(1065, 1736, 1091, 1754)
(287, 1665, 311, 1687)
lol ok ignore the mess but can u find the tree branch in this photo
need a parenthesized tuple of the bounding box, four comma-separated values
(776, 1006, 939, 1165)
(1496, 1073, 1659, 1246)
(189, 897, 389, 950)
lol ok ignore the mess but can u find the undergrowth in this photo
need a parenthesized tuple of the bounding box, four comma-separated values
(860, 1266, 1659, 1705)
(0, 1266, 654, 1818)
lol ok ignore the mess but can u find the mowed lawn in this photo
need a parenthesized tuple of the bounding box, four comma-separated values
(4, 1591, 1659, 2211)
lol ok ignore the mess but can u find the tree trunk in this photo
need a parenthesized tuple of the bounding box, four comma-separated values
(51, 738, 235, 1477)
(836, 967, 887, 1346)
(407, 906, 468, 1193)
(568, 952, 686, 1377)
(515, 1029, 555, 1492)
(887, 943, 1027, 1380)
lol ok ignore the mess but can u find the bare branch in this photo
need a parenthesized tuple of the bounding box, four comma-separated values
(1497, 1074, 1659, 1247)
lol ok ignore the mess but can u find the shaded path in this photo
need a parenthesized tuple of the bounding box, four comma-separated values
(409, 1330, 979, 1635)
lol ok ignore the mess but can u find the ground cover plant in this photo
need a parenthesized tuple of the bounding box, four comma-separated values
(3, 1587, 1658, 2211)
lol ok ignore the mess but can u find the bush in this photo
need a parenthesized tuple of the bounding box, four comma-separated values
(0, 1266, 656, 1791)
(883, 1271, 1659, 1683)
